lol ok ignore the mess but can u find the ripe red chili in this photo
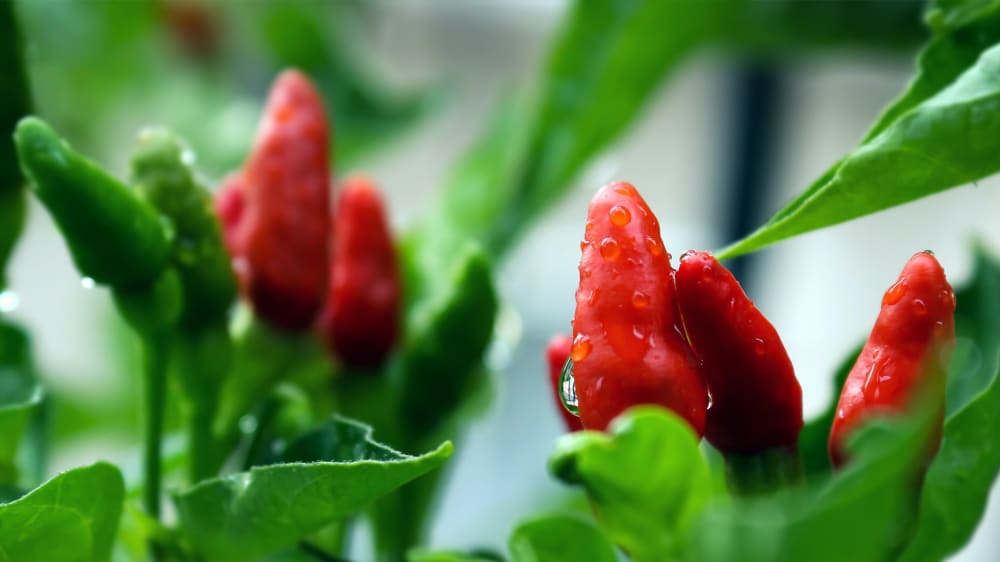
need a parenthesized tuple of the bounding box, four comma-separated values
(317, 175, 401, 368)
(216, 70, 332, 330)
(675, 251, 802, 454)
(572, 181, 706, 433)
(546, 334, 584, 432)
(828, 251, 956, 468)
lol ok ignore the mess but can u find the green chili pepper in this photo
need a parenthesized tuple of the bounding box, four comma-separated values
(399, 244, 498, 440)
(130, 128, 236, 328)
(14, 117, 170, 288)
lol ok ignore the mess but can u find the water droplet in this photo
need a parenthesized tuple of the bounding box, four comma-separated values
(580, 240, 589, 252)
(80, 277, 96, 289)
(571, 334, 592, 362)
(580, 267, 592, 279)
(0, 290, 19, 312)
(180, 148, 196, 166)
(587, 288, 601, 305)
(645, 236, 663, 256)
(837, 408, 846, 420)
(701, 264, 714, 282)
(883, 280, 907, 305)
(680, 250, 695, 261)
(609, 205, 631, 227)
(933, 320, 946, 337)
(599, 238, 620, 261)
(585, 221, 594, 234)
(631, 291, 649, 309)
(239, 415, 258, 434)
(632, 325, 645, 340)
(939, 289, 956, 308)
(559, 358, 580, 416)
(752, 337, 766, 356)
(912, 298, 927, 317)
(613, 185, 634, 197)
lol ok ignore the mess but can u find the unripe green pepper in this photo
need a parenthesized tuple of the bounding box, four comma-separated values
(14, 117, 170, 288)
(130, 128, 236, 328)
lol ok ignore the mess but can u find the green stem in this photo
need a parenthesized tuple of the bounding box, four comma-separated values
(142, 336, 169, 522)
(187, 398, 217, 483)
(723, 446, 803, 496)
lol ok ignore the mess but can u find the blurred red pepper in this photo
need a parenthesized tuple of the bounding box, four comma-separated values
(829, 251, 956, 468)
(675, 251, 802, 454)
(317, 175, 401, 368)
(546, 334, 584, 432)
(215, 70, 332, 330)
(571, 182, 706, 433)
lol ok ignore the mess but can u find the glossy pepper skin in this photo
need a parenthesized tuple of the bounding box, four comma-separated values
(218, 70, 331, 330)
(546, 334, 584, 432)
(572, 181, 706, 433)
(14, 117, 170, 288)
(829, 251, 956, 468)
(675, 251, 802, 453)
(317, 176, 401, 368)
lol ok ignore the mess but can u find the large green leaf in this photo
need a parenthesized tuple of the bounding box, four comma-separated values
(549, 407, 711, 562)
(0, 320, 42, 485)
(719, 38, 1000, 259)
(508, 516, 618, 562)
(0, 462, 124, 562)
(947, 243, 1000, 414)
(719, 5, 1000, 259)
(172, 417, 453, 562)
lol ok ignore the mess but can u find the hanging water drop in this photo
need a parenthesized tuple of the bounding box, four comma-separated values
(238, 414, 258, 434)
(559, 358, 580, 417)
(80, 277, 96, 289)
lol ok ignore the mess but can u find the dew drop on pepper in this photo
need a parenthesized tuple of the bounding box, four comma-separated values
(631, 290, 649, 309)
(599, 238, 621, 261)
(559, 358, 580, 416)
(883, 280, 908, 305)
(912, 298, 928, 316)
(609, 205, 631, 227)
(645, 236, 663, 257)
(571, 334, 592, 362)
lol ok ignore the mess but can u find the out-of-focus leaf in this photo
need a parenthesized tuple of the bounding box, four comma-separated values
(0, 320, 41, 485)
(947, 243, 1000, 414)
(0, 462, 124, 562)
(549, 407, 711, 562)
(508, 516, 617, 562)
(172, 417, 452, 562)
(687, 410, 933, 562)
(0, 1, 30, 288)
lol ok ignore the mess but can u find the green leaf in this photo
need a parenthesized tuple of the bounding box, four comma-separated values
(549, 407, 711, 562)
(0, 0, 31, 288)
(686, 410, 934, 562)
(0, 320, 42, 485)
(408, 549, 504, 562)
(719, 37, 1000, 259)
(172, 417, 453, 562)
(947, 242, 1000, 415)
(0, 462, 124, 562)
(508, 516, 618, 562)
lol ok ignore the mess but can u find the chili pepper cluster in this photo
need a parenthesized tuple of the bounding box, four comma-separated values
(548, 182, 955, 469)
(217, 70, 402, 369)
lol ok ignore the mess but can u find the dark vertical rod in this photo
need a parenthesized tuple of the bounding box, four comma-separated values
(720, 64, 784, 287)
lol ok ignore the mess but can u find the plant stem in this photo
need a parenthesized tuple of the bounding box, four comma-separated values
(187, 398, 217, 483)
(142, 336, 169, 522)
(724, 446, 803, 496)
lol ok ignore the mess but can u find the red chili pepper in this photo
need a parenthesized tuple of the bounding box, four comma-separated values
(546, 334, 584, 432)
(675, 251, 802, 454)
(317, 175, 401, 368)
(828, 251, 956, 468)
(216, 70, 332, 330)
(572, 181, 706, 433)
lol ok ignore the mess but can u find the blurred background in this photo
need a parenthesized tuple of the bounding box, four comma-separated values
(5, 1, 999, 560)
